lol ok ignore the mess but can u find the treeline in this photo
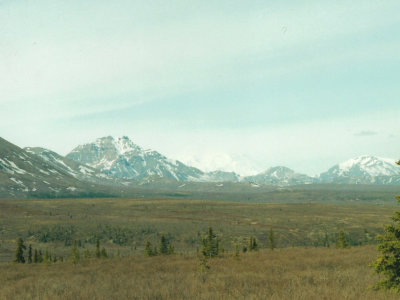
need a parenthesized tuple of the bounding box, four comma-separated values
(13, 227, 353, 264)
(144, 235, 174, 257)
(27, 223, 377, 251)
(28, 224, 156, 247)
(12, 238, 108, 264)
(13, 238, 64, 264)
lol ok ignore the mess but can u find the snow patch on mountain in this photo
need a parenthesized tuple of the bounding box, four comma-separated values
(319, 155, 400, 184)
(337, 155, 399, 177)
(67, 136, 205, 181)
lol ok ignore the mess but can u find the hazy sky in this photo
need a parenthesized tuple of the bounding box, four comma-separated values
(1, 0, 399, 175)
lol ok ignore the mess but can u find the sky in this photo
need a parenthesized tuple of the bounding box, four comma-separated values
(1, 0, 399, 176)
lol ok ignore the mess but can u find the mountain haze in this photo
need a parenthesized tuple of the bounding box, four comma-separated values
(244, 166, 315, 186)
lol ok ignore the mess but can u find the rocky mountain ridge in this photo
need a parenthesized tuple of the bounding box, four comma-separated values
(1, 135, 399, 198)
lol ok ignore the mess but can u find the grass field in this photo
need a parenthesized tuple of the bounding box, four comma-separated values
(0, 245, 397, 299)
(1, 196, 399, 299)
(0, 197, 396, 262)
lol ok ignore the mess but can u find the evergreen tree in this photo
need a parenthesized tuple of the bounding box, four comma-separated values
(159, 235, 169, 255)
(159, 235, 174, 255)
(95, 238, 101, 258)
(27, 244, 32, 264)
(13, 238, 26, 263)
(336, 230, 349, 249)
(71, 240, 80, 264)
(201, 227, 219, 258)
(233, 243, 240, 258)
(100, 247, 108, 258)
(268, 228, 276, 250)
(44, 249, 51, 263)
(38, 250, 43, 263)
(249, 236, 258, 251)
(34, 249, 38, 263)
(371, 162, 400, 291)
(84, 249, 91, 259)
(167, 244, 174, 255)
(323, 232, 330, 248)
(145, 241, 154, 257)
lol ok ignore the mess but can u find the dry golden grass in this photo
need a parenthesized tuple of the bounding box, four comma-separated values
(0, 245, 397, 300)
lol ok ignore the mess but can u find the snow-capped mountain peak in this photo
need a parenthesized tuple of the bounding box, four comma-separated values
(67, 136, 204, 181)
(334, 155, 399, 177)
(319, 155, 400, 184)
(112, 136, 142, 155)
(243, 166, 314, 186)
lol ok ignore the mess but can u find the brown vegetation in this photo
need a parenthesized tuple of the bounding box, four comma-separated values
(0, 198, 394, 262)
(0, 246, 397, 299)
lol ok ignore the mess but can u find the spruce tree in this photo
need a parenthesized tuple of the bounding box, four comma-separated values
(84, 249, 91, 259)
(336, 230, 349, 249)
(34, 249, 38, 263)
(145, 241, 154, 257)
(95, 238, 101, 258)
(45, 249, 50, 263)
(249, 236, 258, 251)
(323, 232, 330, 248)
(371, 161, 400, 291)
(268, 228, 275, 250)
(201, 227, 219, 258)
(13, 238, 26, 263)
(167, 244, 174, 255)
(233, 243, 240, 258)
(100, 247, 108, 258)
(159, 235, 169, 255)
(71, 240, 80, 264)
(38, 250, 43, 263)
(27, 244, 32, 264)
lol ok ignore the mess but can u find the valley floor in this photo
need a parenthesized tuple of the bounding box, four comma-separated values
(0, 245, 396, 300)
(1, 197, 398, 299)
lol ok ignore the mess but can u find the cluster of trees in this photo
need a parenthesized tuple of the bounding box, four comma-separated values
(13, 237, 108, 264)
(71, 239, 108, 264)
(30, 225, 76, 246)
(145, 235, 174, 257)
(30, 224, 141, 247)
(201, 227, 266, 259)
(242, 236, 259, 253)
(14, 238, 63, 264)
(14, 227, 355, 265)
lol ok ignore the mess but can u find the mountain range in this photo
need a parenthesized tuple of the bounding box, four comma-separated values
(1, 135, 399, 198)
(0, 137, 126, 198)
